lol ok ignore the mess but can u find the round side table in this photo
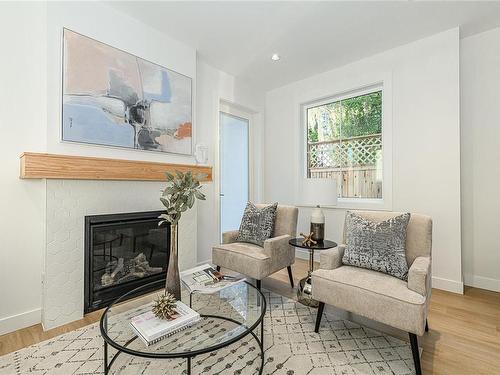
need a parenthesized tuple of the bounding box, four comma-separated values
(289, 238, 337, 307)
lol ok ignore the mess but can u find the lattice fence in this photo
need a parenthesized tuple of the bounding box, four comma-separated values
(307, 133, 382, 170)
(308, 134, 383, 199)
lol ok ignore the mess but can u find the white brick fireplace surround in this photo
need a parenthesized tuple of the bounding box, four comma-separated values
(43, 179, 197, 330)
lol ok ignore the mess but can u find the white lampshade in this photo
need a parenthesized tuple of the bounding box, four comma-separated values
(297, 178, 338, 207)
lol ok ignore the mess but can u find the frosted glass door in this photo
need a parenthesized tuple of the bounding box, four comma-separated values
(220, 112, 249, 240)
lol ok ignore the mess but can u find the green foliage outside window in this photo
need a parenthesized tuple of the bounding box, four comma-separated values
(307, 91, 382, 143)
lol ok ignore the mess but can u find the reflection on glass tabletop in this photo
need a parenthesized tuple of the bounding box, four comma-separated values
(100, 280, 266, 357)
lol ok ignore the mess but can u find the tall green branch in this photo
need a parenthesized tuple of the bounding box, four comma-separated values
(159, 170, 206, 226)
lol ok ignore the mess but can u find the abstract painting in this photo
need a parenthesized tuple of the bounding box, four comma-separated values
(62, 29, 192, 155)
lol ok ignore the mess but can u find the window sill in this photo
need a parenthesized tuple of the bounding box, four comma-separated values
(336, 198, 391, 211)
(297, 199, 392, 212)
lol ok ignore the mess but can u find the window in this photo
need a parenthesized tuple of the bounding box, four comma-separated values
(305, 88, 383, 200)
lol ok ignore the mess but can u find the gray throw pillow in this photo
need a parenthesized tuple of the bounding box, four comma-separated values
(236, 202, 278, 247)
(342, 211, 411, 280)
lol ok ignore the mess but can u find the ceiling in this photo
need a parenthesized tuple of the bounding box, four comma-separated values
(109, 1, 500, 91)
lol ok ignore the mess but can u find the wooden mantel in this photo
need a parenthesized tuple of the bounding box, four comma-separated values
(20, 152, 212, 182)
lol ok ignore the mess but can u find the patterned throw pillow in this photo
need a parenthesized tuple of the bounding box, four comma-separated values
(236, 202, 278, 247)
(342, 211, 411, 280)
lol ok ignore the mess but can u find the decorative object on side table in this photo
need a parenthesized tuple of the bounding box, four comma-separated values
(297, 178, 337, 242)
(310, 205, 325, 242)
(300, 232, 317, 247)
(152, 292, 178, 320)
(288, 238, 337, 307)
(159, 170, 206, 299)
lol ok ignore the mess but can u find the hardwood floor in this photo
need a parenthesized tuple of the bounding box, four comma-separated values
(1, 258, 500, 375)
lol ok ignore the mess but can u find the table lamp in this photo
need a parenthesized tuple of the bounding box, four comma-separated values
(297, 178, 338, 242)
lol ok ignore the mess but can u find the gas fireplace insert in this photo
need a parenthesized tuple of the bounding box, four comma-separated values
(84, 211, 170, 312)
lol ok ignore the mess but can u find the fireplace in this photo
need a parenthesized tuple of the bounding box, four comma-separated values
(84, 210, 170, 313)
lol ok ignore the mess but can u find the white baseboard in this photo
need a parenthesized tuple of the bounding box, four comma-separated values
(432, 276, 464, 294)
(197, 258, 212, 266)
(464, 274, 500, 293)
(295, 248, 320, 262)
(0, 308, 41, 335)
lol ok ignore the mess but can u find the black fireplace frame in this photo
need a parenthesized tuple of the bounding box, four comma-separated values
(84, 210, 171, 313)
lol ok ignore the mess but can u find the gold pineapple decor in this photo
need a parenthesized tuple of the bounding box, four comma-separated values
(152, 292, 178, 320)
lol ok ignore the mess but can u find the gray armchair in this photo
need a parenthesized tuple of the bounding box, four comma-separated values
(312, 210, 432, 375)
(212, 204, 298, 289)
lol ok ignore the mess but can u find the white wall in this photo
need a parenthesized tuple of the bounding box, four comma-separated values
(7, 0, 493, 335)
(196, 61, 264, 264)
(264, 29, 463, 293)
(0, 1, 203, 333)
(0, 1, 265, 334)
(46, 1, 196, 163)
(0, 2, 47, 334)
(42, 179, 197, 329)
(461, 27, 500, 292)
(196, 62, 234, 264)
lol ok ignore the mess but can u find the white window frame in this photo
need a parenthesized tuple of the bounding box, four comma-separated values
(301, 80, 393, 211)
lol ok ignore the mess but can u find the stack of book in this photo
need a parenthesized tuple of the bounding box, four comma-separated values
(130, 300, 200, 346)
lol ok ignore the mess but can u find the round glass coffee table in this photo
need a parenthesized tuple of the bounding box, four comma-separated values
(289, 238, 337, 307)
(100, 279, 266, 374)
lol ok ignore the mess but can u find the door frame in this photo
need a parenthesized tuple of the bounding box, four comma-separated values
(217, 99, 256, 241)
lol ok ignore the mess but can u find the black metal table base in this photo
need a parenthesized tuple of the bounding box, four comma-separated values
(289, 238, 337, 308)
(297, 276, 320, 308)
(101, 280, 266, 375)
(103, 315, 265, 375)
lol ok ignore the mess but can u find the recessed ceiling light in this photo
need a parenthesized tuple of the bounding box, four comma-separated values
(271, 53, 280, 61)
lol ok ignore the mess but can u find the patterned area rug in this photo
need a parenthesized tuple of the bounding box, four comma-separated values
(0, 290, 417, 375)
